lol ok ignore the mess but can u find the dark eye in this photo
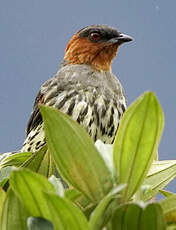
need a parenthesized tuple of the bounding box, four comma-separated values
(90, 32, 101, 41)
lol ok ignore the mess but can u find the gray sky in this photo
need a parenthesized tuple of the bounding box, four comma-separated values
(1, 1, 176, 191)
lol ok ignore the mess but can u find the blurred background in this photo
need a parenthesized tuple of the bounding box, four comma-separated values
(0, 0, 176, 190)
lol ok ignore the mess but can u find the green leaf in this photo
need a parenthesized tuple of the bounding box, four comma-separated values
(65, 188, 82, 202)
(21, 147, 46, 171)
(40, 105, 113, 202)
(0, 188, 6, 223)
(112, 203, 142, 229)
(113, 92, 164, 202)
(9, 169, 90, 229)
(27, 217, 54, 230)
(0, 152, 32, 169)
(140, 203, 166, 230)
(43, 192, 90, 230)
(160, 189, 175, 197)
(0, 148, 55, 178)
(21, 146, 55, 177)
(89, 184, 126, 230)
(0, 152, 15, 162)
(0, 178, 8, 188)
(112, 202, 165, 230)
(1, 189, 30, 230)
(65, 189, 94, 214)
(160, 195, 176, 224)
(142, 160, 176, 201)
(10, 168, 56, 218)
(166, 224, 176, 230)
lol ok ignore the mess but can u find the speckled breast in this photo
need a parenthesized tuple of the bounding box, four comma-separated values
(22, 63, 126, 152)
(42, 64, 126, 144)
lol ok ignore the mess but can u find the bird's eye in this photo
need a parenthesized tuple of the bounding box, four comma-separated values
(90, 32, 101, 41)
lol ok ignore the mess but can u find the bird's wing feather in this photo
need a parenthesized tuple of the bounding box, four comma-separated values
(26, 90, 44, 136)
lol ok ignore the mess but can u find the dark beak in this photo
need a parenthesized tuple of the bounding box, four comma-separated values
(108, 33, 133, 45)
(118, 33, 133, 42)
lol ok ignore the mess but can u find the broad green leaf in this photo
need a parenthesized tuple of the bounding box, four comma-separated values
(0, 148, 54, 178)
(21, 147, 46, 171)
(112, 203, 142, 229)
(63, 187, 94, 216)
(112, 202, 165, 230)
(1, 189, 30, 230)
(140, 203, 165, 230)
(37, 149, 55, 177)
(65, 188, 82, 202)
(65, 189, 94, 214)
(166, 224, 176, 230)
(48, 175, 65, 197)
(89, 184, 126, 230)
(0, 152, 14, 162)
(113, 92, 164, 202)
(27, 217, 54, 230)
(0, 188, 6, 223)
(40, 106, 113, 202)
(10, 168, 56, 218)
(21, 146, 55, 177)
(160, 195, 176, 224)
(0, 152, 32, 169)
(160, 190, 175, 197)
(43, 192, 90, 230)
(0, 151, 21, 163)
(142, 160, 176, 201)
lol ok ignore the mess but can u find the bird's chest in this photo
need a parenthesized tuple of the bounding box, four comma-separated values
(50, 88, 125, 144)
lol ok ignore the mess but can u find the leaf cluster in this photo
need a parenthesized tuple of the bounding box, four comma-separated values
(0, 92, 176, 230)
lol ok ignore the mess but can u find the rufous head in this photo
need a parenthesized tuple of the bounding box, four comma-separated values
(64, 25, 133, 71)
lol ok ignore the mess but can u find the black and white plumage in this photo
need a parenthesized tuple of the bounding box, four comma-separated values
(21, 25, 132, 152)
(22, 63, 126, 152)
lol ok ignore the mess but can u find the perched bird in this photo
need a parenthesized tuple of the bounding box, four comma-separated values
(21, 25, 133, 153)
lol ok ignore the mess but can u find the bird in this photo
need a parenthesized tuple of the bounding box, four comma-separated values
(21, 24, 133, 153)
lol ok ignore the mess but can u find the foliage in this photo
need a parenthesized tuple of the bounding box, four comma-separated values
(0, 91, 176, 229)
